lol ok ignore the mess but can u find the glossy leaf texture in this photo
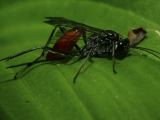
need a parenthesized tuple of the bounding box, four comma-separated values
(0, 0, 160, 120)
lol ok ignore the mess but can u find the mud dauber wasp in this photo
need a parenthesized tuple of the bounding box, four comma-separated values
(0, 17, 160, 83)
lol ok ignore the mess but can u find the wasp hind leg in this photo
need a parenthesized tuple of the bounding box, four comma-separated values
(11, 58, 47, 80)
(7, 49, 71, 80)
(73, 50, 92, 83)
(0, 47, 46, 62)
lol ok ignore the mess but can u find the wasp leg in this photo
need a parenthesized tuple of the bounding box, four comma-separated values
(74, 44, 81, 51)
(12, 59, 47, 80)
(41, 26, 67, 56)
(74, 31, 87, 51)
(59, 26, 66, 33)
(7, 48, 70, 79)
(41, 25, 59, 56)
(0, 25, 67, 62)
(0, 47, 46, 62)
(73, 49, 92, 83)
(112, 42, 117, 74)
(34, 26, 66, 63)
(12, 57, 45, 79)
(82, 31, 87, 44)
(72, 31, 86, 53)
(7, 60, 46, 69)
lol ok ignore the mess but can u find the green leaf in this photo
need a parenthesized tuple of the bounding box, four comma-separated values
(0, 0, 160, 120)
(93, 0, 160, 25)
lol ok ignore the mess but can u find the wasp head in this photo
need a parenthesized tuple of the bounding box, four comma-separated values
(115, 38, 130, 59)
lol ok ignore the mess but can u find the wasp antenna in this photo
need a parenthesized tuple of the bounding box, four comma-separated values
(134, 47, 160, 55)
(132, 47, 160, 59)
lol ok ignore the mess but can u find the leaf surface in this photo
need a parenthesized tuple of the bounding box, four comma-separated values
(0, 1, 160, 120)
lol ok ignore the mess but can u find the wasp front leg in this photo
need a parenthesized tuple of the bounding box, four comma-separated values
(112, 41, 117, 74)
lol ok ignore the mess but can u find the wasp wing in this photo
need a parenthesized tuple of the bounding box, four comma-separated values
(44, 17, 103, 33)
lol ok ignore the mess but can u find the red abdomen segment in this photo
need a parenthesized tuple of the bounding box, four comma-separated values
(47, 29, 82, 61)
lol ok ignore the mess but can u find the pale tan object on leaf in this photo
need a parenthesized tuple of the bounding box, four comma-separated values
(128, 27, 147, 46)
